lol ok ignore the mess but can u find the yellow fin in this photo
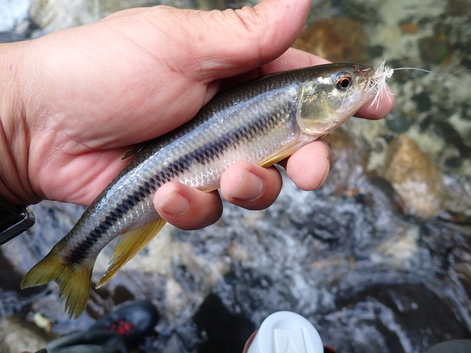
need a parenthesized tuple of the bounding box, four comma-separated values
(258, 146, 299, 168)
(96, 218, 167, 288)
(21, 249, 93, 319)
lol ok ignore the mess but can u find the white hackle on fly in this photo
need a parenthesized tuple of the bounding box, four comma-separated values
(369, 59, 394, 109)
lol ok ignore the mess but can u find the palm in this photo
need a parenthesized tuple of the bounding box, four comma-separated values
(25, 10, 222, 205)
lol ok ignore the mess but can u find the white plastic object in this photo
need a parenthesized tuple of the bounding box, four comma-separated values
(246, 311, 324, 353)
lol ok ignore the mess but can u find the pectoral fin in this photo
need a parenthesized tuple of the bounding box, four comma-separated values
(257, 145, 298, 168)
(121, 142, 148, 160)
(96, 218, 167, 288)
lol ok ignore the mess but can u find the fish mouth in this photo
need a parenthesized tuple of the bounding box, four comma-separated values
(349, 63, 377, 101)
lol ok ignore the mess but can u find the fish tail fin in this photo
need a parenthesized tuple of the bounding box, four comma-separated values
(96, 218, 166, 288)
(21, 249, 93, 319)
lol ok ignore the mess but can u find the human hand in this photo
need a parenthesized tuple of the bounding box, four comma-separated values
(0, 0, 393, 230)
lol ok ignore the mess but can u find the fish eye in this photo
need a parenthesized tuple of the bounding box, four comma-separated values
(334, 72, 353, 91)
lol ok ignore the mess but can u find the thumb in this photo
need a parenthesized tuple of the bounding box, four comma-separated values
(196, 0, 314, 79)
(145, 0, 313, 82)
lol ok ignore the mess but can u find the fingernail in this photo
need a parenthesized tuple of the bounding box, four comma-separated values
(230, 169, 263, 201)
(158, 189, 190, 216)
(318, 157, 332, 188)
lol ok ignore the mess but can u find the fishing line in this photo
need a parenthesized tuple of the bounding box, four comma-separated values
(393, 67, 439, 74)
(391, 67, 471, 83)
(368, 61, 471, 109)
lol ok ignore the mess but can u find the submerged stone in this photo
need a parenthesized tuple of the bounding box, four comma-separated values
(29, 0, 197, 33)
(418, 36, 449, 66)
(383, 134, 444, 219)
(0, 316, 49, 353)
(293, 17, 369, 63)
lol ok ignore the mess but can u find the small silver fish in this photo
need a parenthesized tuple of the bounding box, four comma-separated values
(21, 63, 392, 318)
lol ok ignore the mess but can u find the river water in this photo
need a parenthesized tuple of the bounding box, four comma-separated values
(1, 1, 470, 353)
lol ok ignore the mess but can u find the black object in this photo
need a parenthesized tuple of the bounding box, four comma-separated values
(45, 300, 159, 353)
(0, 196, 35, 245)
(193, 293, 255, 353)
(90, 300, 159, 346)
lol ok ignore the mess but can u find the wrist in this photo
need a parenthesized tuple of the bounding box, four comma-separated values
(0, 42, 41, 206)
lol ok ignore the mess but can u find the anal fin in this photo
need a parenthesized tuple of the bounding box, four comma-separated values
(96, 218, 167, 288)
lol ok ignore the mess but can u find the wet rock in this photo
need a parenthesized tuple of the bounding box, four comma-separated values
(293, 17, 369, 63)
(401, 22, 420, 35)
(367, 45, 385, 60)
(450, 224, 471, 297)
(0, 31, 27, 43)
(412, 92, 432, 113)
(0, 315, 49, 353)
(386, 113, 415, 134)
(27, 0, 254, 34)
(320, 283, 471, 352)
(446, 0, 471, 18)
(29, 0, 197, 33)
(440, 174, 471, 224)
(0, 0, 30, 32)
(2, 144, 470, 353)
(0, 249, 29, 294)
(383, 134, 444, 219)
(418, 36, 449, 66)
(434, 120, 471, 159)
(323, 128, 369, 196)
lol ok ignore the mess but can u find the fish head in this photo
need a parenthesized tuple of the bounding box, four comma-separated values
(296, 63, 388, 137)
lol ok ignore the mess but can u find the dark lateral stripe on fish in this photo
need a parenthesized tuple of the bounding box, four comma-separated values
(65, 98, 294, 265)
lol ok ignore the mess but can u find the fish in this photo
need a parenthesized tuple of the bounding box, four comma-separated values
(21, 62, 392, 318)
